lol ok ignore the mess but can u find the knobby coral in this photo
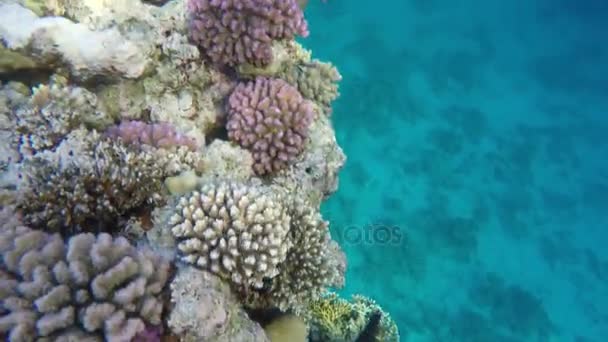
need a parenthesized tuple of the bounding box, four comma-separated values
(169, 180, 292, 290)
(187, 0, 309, 67)
(226, 77, 315, 175)
(0, 219, 170, 341)
(167, 180, 345, 312)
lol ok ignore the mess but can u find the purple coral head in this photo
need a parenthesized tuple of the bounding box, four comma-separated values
(227, 77, 315, 175)
(106, 120, 198, 151)
(187, 0, 309, 67)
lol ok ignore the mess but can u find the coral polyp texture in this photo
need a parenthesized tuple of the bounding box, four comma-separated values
(227, 77, 315, 175)
(0, 219, 170, 341)
(105, 120, 198, 151)
(169, 180, 292, 290)
(187, 0, 309, 67)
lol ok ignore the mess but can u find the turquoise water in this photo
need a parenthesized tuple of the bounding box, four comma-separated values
(303, 1, 608, 341)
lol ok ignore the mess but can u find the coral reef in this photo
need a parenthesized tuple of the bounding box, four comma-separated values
(0, 215, 170, 341)
(187, 0, 308, 67)
(307, 293, 400, 342)
(227, 77, 315, 175)
(0, 0, 398, 340)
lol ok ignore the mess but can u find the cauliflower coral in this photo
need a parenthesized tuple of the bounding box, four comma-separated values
(226, 77, 315, 175)
(187, 0, 309, 67)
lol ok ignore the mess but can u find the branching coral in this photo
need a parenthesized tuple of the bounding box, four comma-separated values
(187, 0, 308, 67)
(169, 180, 292, 290)
(168, 267, 269, 342)
(18, 129, 202, 234)
(245, 196, 345, 312)
(227, 77, 315, 175)
(12, 76, 112, 156)
(167, 180, 345, 313)
(0, 217, 171, 341)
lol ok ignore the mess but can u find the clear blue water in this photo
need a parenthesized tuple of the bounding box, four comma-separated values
(303, 1, 608, 341)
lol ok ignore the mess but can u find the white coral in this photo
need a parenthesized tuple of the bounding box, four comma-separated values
(170, 181, 292, 290)
(0, 3, 147, 80)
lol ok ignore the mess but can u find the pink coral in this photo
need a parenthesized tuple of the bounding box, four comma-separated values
(187, 0, 309, 67)
(105, 120, 198, 151)
(226, 77, 315, 175)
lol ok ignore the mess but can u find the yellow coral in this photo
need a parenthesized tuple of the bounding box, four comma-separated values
(308, 292, 365, 341)
(307, 292, 400, 342)
(310, 292, 353, 326)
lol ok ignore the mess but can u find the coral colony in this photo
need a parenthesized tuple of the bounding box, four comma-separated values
(0, 0, 398, 341)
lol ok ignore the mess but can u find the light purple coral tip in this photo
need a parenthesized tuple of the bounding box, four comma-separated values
(106, 120, 198, 151)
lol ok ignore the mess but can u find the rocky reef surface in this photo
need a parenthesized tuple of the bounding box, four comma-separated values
(0, 0, 398, 341)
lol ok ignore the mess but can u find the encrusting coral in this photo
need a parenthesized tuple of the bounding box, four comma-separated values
(0, 212, 171, 341)
(187, 0, 309, 67)
(227, 77, 315, 175)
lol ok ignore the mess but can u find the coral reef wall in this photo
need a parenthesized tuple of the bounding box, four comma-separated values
(0, 0, 398, 341)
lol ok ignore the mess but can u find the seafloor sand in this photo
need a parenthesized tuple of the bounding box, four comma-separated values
(303, 1, 608, 341)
